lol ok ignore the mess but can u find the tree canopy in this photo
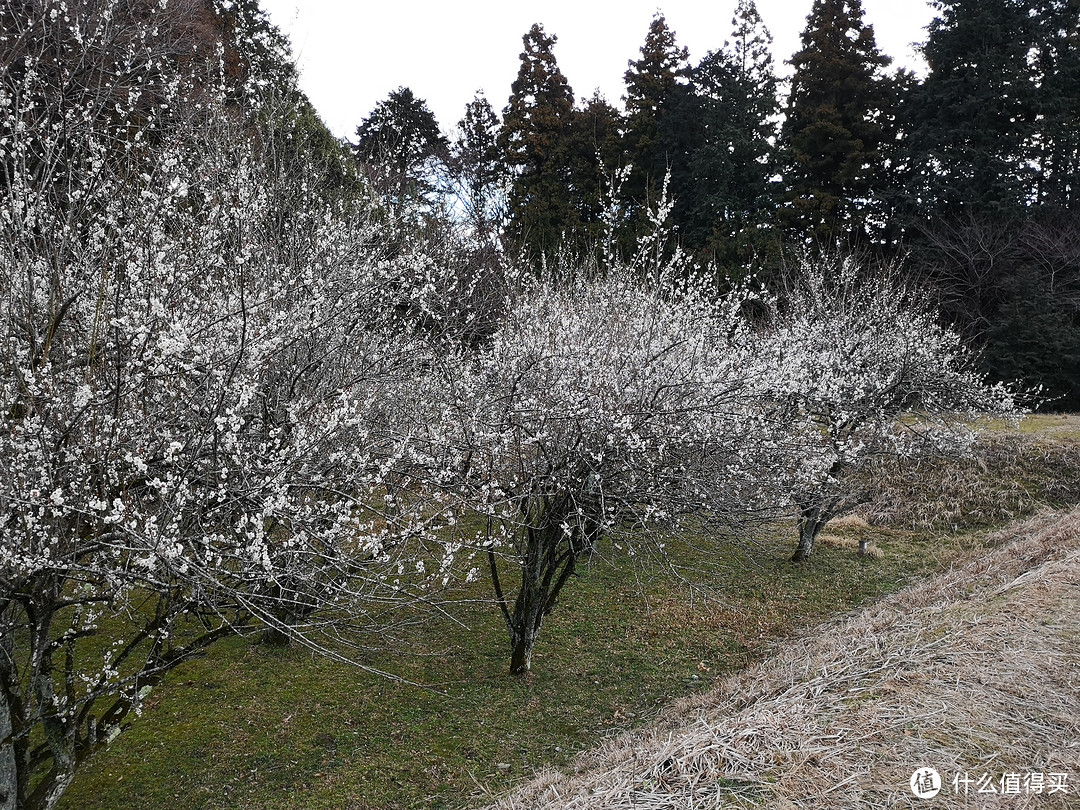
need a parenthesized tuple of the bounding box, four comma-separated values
(498, 23, 577, 266)
(354, 86, 448, 206)
(621, 13, 692, 222)
(678, 0, 781, 269)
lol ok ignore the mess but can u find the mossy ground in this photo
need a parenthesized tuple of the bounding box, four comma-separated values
(57, 417, 1080, 810)
(58, 519, 980, 810)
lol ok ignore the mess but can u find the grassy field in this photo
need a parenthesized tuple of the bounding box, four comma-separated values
(57, 419, 1080, 810)
(485, 507, 1080, 809)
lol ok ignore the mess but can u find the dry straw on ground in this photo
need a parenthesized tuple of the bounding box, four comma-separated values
(481, 507, 1080, 809)
(863, 435, 1080, 531)
(817, 531, 883, 559)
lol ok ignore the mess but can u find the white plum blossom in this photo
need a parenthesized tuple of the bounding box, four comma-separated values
(0, 3, 447, 806)
(755, 255, 1024, 560)
(401, 268, 776, 675)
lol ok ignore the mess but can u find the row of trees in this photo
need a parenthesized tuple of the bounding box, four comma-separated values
(352, 0, 1080, 255)
(0, 1, 1025, 807)
(352, 0, 1080, 408)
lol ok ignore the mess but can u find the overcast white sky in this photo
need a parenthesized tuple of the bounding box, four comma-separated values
(258, 1, 936, 140)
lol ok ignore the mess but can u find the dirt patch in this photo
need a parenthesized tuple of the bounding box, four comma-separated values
(481, 508, 1080, 809)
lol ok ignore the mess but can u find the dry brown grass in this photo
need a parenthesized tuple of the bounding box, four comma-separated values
(817, 532, 883, 559)
(826, 514, 871, 530)
(863, 434, 1080, 532)
(480, 507, 1080, 809)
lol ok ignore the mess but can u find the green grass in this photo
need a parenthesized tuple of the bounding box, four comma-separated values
(58, 519, 977, 810)
(56, 414, 1080, 810)
(978, 412, 1080, 441)
(1017, 413, 1080, 440)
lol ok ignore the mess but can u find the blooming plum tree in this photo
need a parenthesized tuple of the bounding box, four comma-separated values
(0, 4, 446, 807)
(408, 269, 773, 675)
(760, 256, 1023, 561)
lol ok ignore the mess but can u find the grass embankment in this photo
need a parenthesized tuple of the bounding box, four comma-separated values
(487, 507, 1080, 810)
(58, 418, 1080, 810)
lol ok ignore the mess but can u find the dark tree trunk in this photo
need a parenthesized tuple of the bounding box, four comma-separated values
(0, 677, 17, 810)
(491, 498, 584, 677)
(258, 582, 318, 647)
(0, 603, 17, 810)
(507, 527, 547, 677)
(260, 625, 292, 646)
(792, 502, 828, 562)
(509, 619, 541, 676)
(26, 617, 76, 810)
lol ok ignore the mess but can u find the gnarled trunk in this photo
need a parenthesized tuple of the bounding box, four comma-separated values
(0, 597, 78, 810)
(490, 497, 586, 676)
(792, 502, 828, 562)
(259, 580, 319, 647)
(509, 619, 541, 676)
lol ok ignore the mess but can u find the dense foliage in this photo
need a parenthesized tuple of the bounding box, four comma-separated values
(780, 0, 894, 246)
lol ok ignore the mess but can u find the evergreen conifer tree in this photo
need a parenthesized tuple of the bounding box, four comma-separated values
(681, 0, 780, 269)
(354, 87, 447, 207)
(904, 0, 1042, 218)
(451, 92, 507, 233)
(905, 1, 1080, 410)
(621, 14, 692, 230)
(566, 92, 625, 253)
(781, 0, 894, 246)
(498, 23, 576, 266)
(1032, 0, 1080, 210)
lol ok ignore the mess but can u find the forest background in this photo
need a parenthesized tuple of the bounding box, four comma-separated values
(2, 1, 1079, 808)
(275, 0, 1079, 408)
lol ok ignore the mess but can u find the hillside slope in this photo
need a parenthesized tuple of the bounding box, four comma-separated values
(483, 507, 1080, 809)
